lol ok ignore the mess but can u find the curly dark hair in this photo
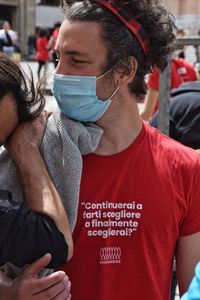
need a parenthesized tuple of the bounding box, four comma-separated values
(0, 53, 45, 122)
(60, 0, 176, 96)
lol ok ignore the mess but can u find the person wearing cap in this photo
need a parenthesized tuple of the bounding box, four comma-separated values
(1, 0, 200, 299)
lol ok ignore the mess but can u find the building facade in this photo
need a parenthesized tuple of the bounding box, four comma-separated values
(167, 0, 200, 34)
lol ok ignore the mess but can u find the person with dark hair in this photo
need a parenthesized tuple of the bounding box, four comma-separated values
(36, 28, 50, 80)
(150, 81, 200, 150)
(0, 53, 72, 299)
(48, 0, 200, 299)
(1, 0, 200, 299)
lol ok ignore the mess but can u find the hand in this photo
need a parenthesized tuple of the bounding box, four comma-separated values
(6, 111, 51, 166)
(2, 253, 71, 300)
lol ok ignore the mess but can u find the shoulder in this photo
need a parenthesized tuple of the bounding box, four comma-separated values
(170, 82, 200, 109)
(171, 89, 200, 112)
(9, 30, 17, 37)
(173, 58, 193, 68)
(145, 122, 199, 170)
(0, 29, 5, 37)
(173, 58, 196, 75)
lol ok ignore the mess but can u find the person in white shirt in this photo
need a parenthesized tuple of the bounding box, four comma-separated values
(0, 21, 17, 56)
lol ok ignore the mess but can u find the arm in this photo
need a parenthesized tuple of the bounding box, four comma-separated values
(47, 36, 54, 50)
(140, 87, 158, 121)
(0, 190, 68, 268)
(181, 262, 200, 300)
(176, 231, 200, 296)
(6, 112, 73, 260)
(0, 254, 71, 300)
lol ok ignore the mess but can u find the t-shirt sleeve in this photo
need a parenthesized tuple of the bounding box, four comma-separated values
(180, 156, 200, 236)
(0, 190, 68, 268)
(148, 68, 160, 91)
(191, 67, 198, 81)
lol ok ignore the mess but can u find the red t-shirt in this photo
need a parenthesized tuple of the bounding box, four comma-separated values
(148, 58, 198, 91)
(62, 122, 200, 300)
(148, 58, 198, 113)
(36, 36, 49, 62)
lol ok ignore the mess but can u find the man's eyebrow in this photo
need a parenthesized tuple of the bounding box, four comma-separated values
(55, 49, 90, 59)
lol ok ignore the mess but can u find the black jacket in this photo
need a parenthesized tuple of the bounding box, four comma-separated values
(0, 190, 68, 269)
(150, 81, 200, 149)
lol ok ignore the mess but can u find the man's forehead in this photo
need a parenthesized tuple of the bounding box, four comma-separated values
(60, 19, 102, 31)
(56, 20, 106, 55)
(58, 20, 103, 44)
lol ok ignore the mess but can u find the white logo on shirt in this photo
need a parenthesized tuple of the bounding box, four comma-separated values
(177, 67, 187, 75)
(100, 246, 121, 264)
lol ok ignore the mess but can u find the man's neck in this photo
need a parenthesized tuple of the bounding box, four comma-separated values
(95, 100, 143, 156)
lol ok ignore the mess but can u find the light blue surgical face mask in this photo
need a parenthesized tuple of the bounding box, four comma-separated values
(52, 70, 119, 122)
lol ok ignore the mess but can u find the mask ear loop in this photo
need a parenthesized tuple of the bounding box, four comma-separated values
(108, 86, 120, 100)
(97, 67, 114, 80)
(97, 64, 120, 101)
(97, 59, 124, 80)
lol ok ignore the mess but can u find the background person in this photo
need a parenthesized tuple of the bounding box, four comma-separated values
(0, 21, 17, 57)
(36, 28, 50, 82)
(150, 81, 200, 150)
(140, 57, 198, 121)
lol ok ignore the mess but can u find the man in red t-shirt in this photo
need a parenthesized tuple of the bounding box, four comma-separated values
(141, 58, 198, 121)
(49, 1, 200, 299)
(4, 1, 197, 299)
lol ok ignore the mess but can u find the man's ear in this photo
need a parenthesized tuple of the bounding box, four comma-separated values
(115, 57, 138, 86)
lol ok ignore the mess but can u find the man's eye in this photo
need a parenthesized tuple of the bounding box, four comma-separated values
(72, 58, 85, 64)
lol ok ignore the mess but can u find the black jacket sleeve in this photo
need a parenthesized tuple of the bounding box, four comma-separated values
(0, 190, 68, 269)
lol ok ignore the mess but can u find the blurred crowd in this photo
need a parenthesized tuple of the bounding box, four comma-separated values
(0, 20, 61, 83)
